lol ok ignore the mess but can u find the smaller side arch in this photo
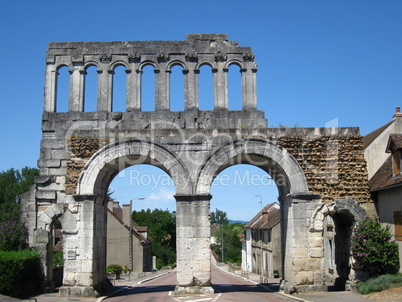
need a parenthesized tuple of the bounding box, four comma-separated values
(308, 197, 367, 232)
(37, 203, 66, 231)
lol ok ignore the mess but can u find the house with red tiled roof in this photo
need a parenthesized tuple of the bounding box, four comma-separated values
(242, 202, 281, 278)
(363, 107, 402, 271)
(107, 201, 152, 272)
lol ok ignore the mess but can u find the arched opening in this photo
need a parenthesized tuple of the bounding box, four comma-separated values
(325, 211, 354, 291)
(84, 65, 98, 112)
(106, 165, 176, 273)
(198, 64, 214, 110)
(51, 217, 64, 289)
(141, 65, 156, 111)
(227, 64, 242, 110)
(170, 65, 185, 111)
(210, 164, 281, 279)
(197, 139, 311, 290)
(55, 66, 69, 112)
(112, 65, 127, 112)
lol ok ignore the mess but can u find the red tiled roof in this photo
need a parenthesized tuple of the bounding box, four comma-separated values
(363, 120, 394, 149)
(369, 155, 402, 191)
(244, 203, 280, 230)
(107, 209, 152, 243)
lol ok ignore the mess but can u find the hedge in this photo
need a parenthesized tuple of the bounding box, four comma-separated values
(0, 249, 42, 298)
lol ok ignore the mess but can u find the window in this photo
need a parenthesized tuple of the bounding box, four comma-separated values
(394, 211, 402, 241)
(392, 150, 401, 176)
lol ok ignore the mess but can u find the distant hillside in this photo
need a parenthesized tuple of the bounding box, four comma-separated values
(229, 220, 248, 225)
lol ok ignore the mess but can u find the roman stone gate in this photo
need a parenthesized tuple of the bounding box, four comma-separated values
(21, 34, 375, 297)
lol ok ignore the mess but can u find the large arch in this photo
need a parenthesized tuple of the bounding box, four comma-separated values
(196, 138, 309, 196)
(195, 139, 322, 293)
(77, 139, 192, 197)
(58, 140, 193, 296)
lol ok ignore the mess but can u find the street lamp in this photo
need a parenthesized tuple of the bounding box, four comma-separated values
(129, 198, 145, 271)
(255, 195, 264, 276)
(220, 224, 224, 263)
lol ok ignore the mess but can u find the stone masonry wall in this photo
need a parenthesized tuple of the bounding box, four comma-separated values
(66, 137, 109, 195)
(65, 133, 371, 204)
(278, 135, 371, 204)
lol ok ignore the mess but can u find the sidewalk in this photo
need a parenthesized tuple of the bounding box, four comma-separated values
(216, 263, 369, 302)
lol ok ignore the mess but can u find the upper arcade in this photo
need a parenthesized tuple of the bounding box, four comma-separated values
(44, 34, 258, 113)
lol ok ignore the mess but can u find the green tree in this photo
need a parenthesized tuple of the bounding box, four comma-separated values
(210, 208, 229, 225)
(350, 216, 400, 277)
(0, 167, 39, 221)
(0, 220, 28, 251)
(214, 223, 244, 264)
(132, 208, 176, 269)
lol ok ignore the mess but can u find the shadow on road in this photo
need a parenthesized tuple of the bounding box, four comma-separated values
(212, 282, 279, 293)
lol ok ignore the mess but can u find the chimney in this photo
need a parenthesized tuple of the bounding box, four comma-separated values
(122, 204, 132, 226)
(262, 206, 268, 223)
(394, 106, 402, 117)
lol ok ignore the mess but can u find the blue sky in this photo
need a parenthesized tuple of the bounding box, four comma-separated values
(0, 0, 401, 221)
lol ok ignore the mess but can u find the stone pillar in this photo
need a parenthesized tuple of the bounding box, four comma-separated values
(69, 66, 85, 112)
(281, 193, 325, 293)
(213, 64, 228, 109)
(174, 194, 214, 295)
(60, 195, 110, 297)
(44, 65, 57, 112)
(184, 66, 199, 110)
(241, 66, 257, 110)
(155, 67, 170, 110)
(97, 68, 113, 112)
(126, 68, 141, 111)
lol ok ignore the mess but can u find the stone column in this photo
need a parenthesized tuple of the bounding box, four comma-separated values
(97, 68, 113, 112)
(126, 67, 141, 111)
(155, 67, 170, 110)
(213, 64, 228, 109)
(241, 66, 257, 110)
(60, 195, 110, 297)
(184, 66, 199, 110)
(281, 193, 324, 293)
(174, 194, 214, 295)
(69, 66, 85, 112)
(44, 65, 57, 112)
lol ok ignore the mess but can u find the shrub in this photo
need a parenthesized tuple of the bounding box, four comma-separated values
(0, 219, 28, 251)
(53, 251, 64, 266)
(0, 249, 41, 297)
(106, 264, 123, 275)
(350, 216, 400, 277)
(357, 273, 402, 294)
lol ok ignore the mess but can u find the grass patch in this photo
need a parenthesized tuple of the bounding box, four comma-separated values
(357, 273, 402, 294)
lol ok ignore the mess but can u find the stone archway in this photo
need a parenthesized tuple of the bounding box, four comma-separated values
(21, 34, 376, 297)
(196, 138, 324, 292)
(60, 139, 193, 296)
(309, 198, 367, 291)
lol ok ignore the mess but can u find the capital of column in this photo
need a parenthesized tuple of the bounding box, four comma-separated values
(174, 194, 212, 202)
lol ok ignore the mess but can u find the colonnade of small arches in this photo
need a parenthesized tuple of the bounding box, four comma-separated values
(44, 51, 257, 113)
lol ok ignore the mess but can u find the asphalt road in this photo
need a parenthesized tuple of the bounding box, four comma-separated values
(105, 264, 295, 302)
